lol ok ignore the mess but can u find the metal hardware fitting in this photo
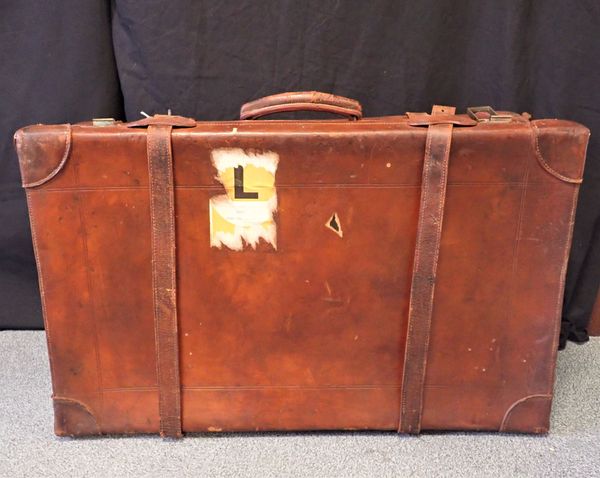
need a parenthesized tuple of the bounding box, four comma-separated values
(467, 106, 512, 123)
(140, 109, 172, 118)
(92, 118, 116, 127)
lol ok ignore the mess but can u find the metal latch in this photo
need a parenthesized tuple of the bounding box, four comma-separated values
(92, 118, 116, 127)
(467, 106, 512, 123)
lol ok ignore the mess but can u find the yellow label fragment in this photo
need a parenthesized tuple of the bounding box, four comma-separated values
(209, 148, 278, 250)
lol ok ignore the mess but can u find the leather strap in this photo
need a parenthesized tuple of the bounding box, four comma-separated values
(399, 105, 455, 434)
(406, 112, 477, 127)
(147, 124, 182, 438)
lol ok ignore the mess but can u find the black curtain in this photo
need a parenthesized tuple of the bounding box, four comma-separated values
(0, 0, 123, 329)
(1, 1, 599, 347)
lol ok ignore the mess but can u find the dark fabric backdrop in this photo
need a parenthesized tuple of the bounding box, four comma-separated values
(1, 1, 599, 347)
(0, 0, 124, 329)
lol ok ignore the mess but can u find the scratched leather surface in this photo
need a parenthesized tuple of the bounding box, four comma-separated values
(15, 111, 589, 435)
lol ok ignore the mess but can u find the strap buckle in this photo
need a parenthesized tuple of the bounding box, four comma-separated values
(467, 106, 512, 123)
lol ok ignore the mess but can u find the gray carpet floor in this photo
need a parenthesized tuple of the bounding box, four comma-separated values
(0, 331, 599, 478)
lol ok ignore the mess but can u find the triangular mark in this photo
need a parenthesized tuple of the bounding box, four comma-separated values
(325, 212, 343, 238)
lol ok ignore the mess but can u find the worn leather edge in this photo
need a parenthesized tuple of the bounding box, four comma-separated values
(541, 161, 584, 430)
(14, 124, 72, 188)
(25, 189, 62, 436)
(53, 397, 101, 437)
(499, 394, 552, 433)
(530, 121, 589, 184)
(498, 135, 586, 433)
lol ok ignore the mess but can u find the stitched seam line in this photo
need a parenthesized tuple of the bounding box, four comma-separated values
(506, 144, 531, 334)
(103, 384, 403, 392)
(165, 126, 182, 424)
(25, 191, 57, 399)
(100, 381, 531, 392)
(73, 159, 104, 433)
(546, 183, 580, 393)
(33, 181, 539, 193)
(148, 126, 164, 434)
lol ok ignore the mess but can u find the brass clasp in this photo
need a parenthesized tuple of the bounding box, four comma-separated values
(467, 106, 512, 123)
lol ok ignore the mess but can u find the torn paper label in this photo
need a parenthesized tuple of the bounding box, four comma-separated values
(209, 148, 278, 251)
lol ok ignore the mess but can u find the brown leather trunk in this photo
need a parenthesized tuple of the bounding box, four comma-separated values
(14, 92, 589, 437)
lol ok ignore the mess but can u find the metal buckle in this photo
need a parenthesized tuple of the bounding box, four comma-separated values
(467, 106, 512, 123)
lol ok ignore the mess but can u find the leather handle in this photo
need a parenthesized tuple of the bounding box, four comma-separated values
(240, 91, 363, 120)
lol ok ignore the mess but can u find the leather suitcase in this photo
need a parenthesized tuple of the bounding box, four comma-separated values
(14, 92, 589, 437)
